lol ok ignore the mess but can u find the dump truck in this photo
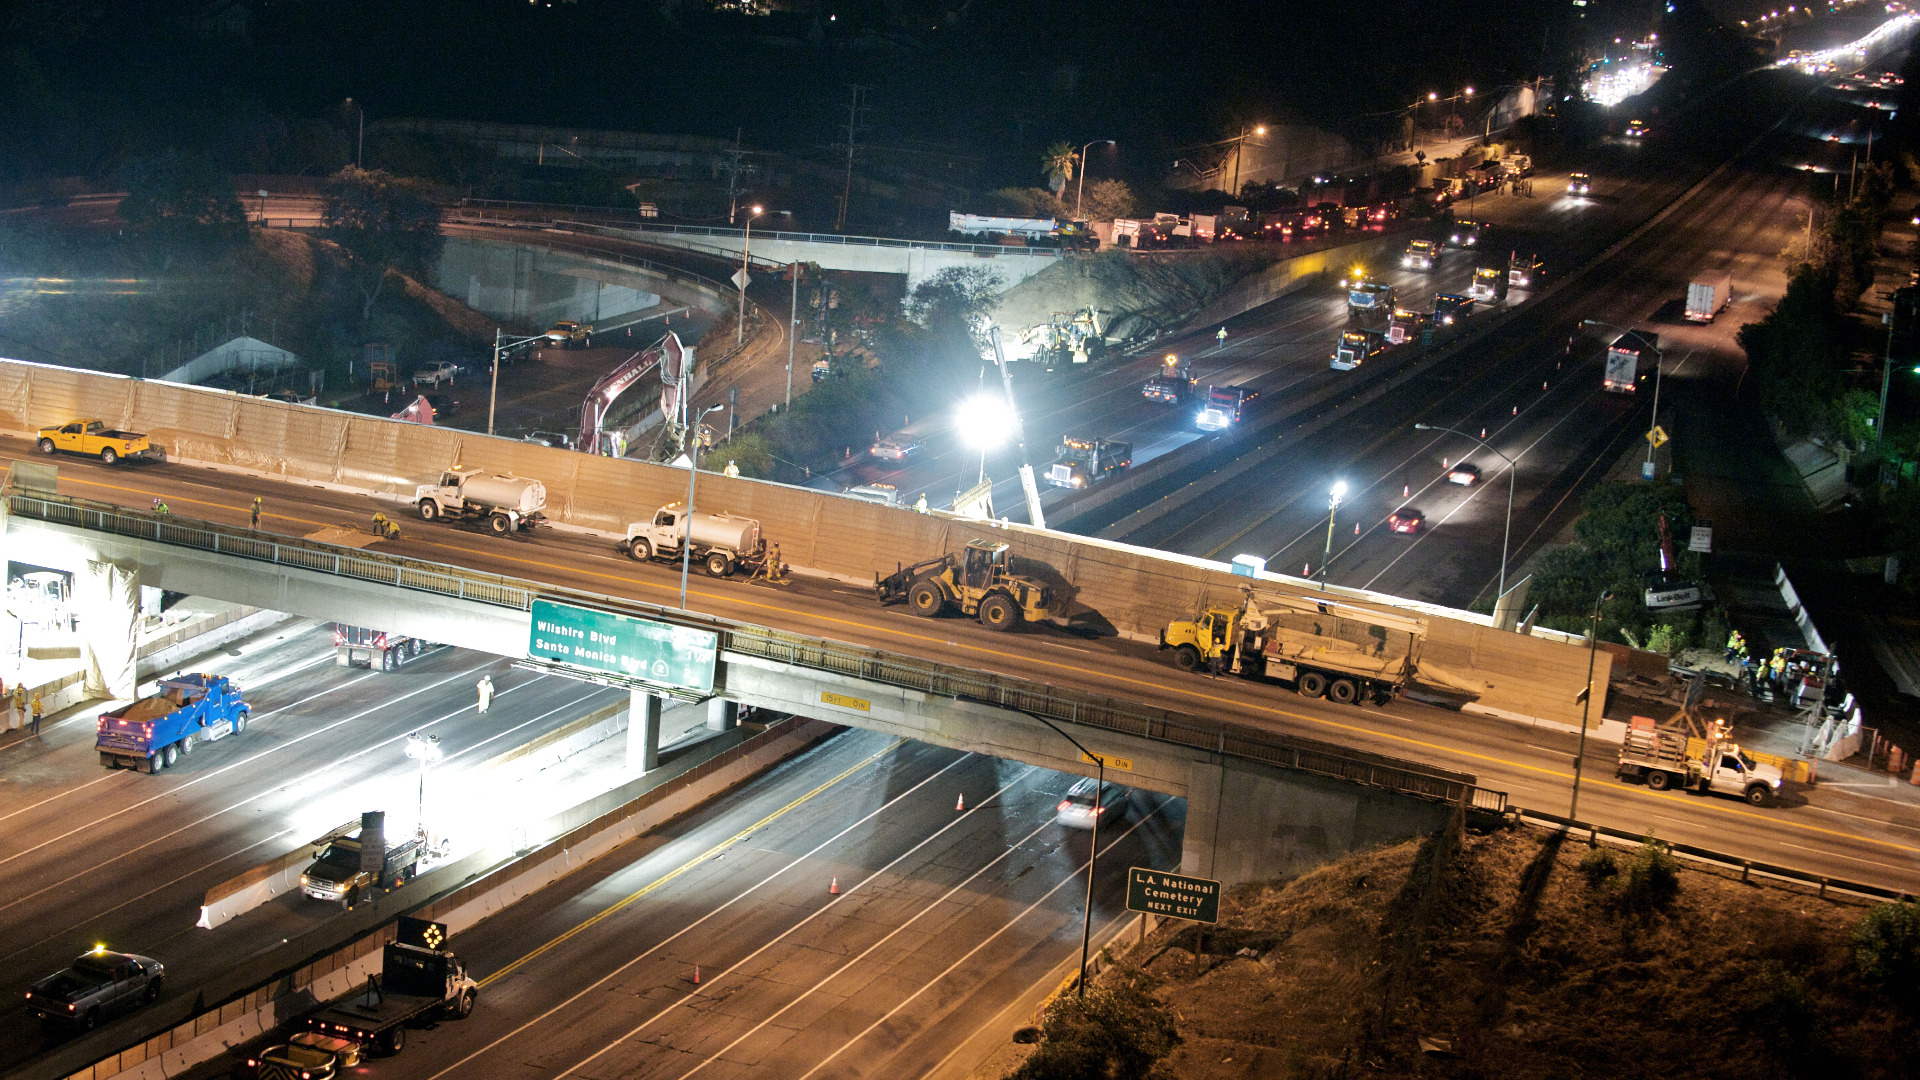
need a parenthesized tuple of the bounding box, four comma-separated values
(1400, 239, 1441, 271)
(1433, 292, 1474, 325)
(36, 419, 154, 465)
(1196, 385, 1258, 430)
(1331, 328, 1387, 370)
(334, 625, 439, 671)
(1046, 437, 1132, 489)
(618, 502, 772, 577)
(414, 466, 547, 535)
(1386, 307, 1431, 345)
(874, 539, 1052, 632)
(299, 917, 475, 1056)
(1616, 719, 1783, 806)
(1447, 219, 1485, 247)
(1345, 276, 1395, 318)
(1142, 353, 1197, 404)
(300, 812, 428, 907)
(1685, 270, 1733, 322)
(1160, 591, 1427, 706)
(96, 674, 251, 773)
(1508, 253, 1543, 289)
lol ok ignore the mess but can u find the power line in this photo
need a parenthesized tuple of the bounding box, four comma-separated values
(835, 85, 870, 232)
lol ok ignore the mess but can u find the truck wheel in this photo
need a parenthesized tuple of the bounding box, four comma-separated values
(627, 539, 653, 562)
(908, 581, 945, 617)
(979, 594, 1019, 632)
(234, 711, 248, 734)
(179, 734, 193, 754)
(144, 976, 164, 1003)
(80, 1008, 99, 1032)
(705, 551, 733, 577)
(488, 513, 512, 535)
(1297, 672, 1328, 698)
(1745, 785, 1774, 807)
(100, 446, 119, 465)
(1172, 644, 1202, 672)
(417, 499, 440, 521)
(381, 1026, 405, 1054)
(381, 648, 397, 671)
(452, 989, 475, 1019)
(1645, 770, 1671, 792)
(160, 744, 178, 769)
(1327, 679, 1359, 705)
(38, 437, 55, 454)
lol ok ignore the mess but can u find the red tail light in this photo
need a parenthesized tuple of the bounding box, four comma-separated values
(1058, 801, 1071, 811)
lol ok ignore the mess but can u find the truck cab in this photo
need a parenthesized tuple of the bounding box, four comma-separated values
(300, 816, 425, 906)
(1196, 385, 1257, 430)
(1508, 253, 1543, 289)
(1386, 308, 1430, 345)
(1447, 219, 1485, 247)
(1142, 354, 1196, 403)
(1344, 272, 1395, 317)
(1469, 265, 1509, 302)
(1047, 437, 1132, 489)
(1331, 329, 1387, 370)
(1401, 239, 1440, 271)
(1433, 292, 1474, 325)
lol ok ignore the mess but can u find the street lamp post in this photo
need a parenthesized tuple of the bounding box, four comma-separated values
(1583, 320, 1664, 478)
(1074, 140, 1115, 220)
(1415, 423, 1520, 603)
(679, 404, 728, 610)
(1230, 125, 1266, 200)
(737, 206, 767, 345)
(404, 731, 442, 834)
(786, 261, 800, 406)
(1567, 590, 1613, 822)
(1319, 481, 1347, 589)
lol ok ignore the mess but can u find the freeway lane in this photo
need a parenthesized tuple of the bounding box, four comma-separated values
(359, 731, 1178, 1080)
(1131, 155, 1804, 607)
(0, 622, 623, 1072)
(4, 441, 1914, 896)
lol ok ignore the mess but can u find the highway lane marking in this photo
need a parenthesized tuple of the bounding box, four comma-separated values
(427, 740, 966, 1080)
(0, 673, 578, 929)
(1775, 841, 1911, 872)
(663, 798, 1059, 1080)
(1802, 803, 1920, 835)
(792, 799, 1173, 1080)
(23, 452, 1920, 864)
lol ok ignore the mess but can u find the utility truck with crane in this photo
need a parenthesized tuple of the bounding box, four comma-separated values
(875, 539, 1053, 632)
(414, 466, 547, 535)
(1616, 718, 1783, 806)
(618, 502, 776, 578)
(1160, 591, 1432, 706)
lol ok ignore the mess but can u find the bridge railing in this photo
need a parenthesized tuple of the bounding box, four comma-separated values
(563, 219, 1067, 259)
(5, 490, 1507, 814)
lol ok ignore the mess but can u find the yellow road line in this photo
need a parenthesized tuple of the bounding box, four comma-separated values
(23, 461, 1920, 859)
(477, 737, 901, 988)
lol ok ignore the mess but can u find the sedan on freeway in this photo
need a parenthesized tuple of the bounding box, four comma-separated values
(1447, 463, 1481, 486)
(1056, 777, 1131, 829)
(1387, 508, 1424, 535)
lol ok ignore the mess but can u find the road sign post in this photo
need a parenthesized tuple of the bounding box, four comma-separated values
(527, 598, 718, 693)
(1125, 867, 1220, 924)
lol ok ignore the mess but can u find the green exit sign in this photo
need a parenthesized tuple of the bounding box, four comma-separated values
(1126, 867, 1220, 923)
(527, 598, 718, 693)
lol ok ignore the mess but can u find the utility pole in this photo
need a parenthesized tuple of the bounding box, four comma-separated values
(719, 128, 756, 223)
(835, 85, 869, 233)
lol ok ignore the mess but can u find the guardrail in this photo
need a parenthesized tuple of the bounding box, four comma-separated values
(4, 490, 1509, 815)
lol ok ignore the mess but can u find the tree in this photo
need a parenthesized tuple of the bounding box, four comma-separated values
(1079, 178, 1136, 221)
(1854, 901, 1920, 1009)
(903, 265, 1001, 334)
(321, 166, 443, 322)
(1040, 142, 1078, 201)
(1009, 983, 1180, 1080)
(118, 151, 249, 270)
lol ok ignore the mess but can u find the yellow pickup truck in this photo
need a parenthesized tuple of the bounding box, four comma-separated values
(37, 419, 155, 465)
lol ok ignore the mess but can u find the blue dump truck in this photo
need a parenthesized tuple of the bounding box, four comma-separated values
(96, 673, 251, 773)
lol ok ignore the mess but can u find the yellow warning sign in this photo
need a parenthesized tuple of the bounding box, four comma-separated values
(1082, 751, 1134, 772)
(1646, 425, 1669, 448)
(820, 691, 870, 712)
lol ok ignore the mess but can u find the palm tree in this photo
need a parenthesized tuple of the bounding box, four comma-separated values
(1041, 142, 1078, 201)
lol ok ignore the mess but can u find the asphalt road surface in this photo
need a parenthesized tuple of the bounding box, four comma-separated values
(0, 622, 623, 1072)
(4, 441, 1914, 904)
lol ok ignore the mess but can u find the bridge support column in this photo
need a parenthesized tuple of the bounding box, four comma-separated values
(1180, 757, 1454, 889)
(706, 698, 738, 732)
(627, 690, 662, 772)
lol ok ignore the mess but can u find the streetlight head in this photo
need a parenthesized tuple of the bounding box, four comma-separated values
(1254, 125, 1266, 135)
(750, 204, 764, 215)
(1464, 86, 1475, 96)
(1429, 92, 1439, 101)
(1580, 319, 1600, 327)
(704, 403, 726, 414)
(1414, 423, 1432, 430)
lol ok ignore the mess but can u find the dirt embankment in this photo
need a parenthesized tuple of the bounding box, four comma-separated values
(1012, 824, 1914, 1080)
(989, 248, 1283, 344)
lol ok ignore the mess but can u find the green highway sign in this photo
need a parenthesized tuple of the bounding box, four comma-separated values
(527, 598, 718, 693)
(1125, 867, 1220, 924)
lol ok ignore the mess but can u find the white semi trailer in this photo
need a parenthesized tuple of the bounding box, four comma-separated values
(414, 466, 548, 535)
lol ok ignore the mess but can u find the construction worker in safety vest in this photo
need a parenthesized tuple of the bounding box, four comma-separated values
(1769, 651, 1787, 692)
(723, 460, 740, 478)
(372, 512, 399, 540)
(1725, 630, 1744, 663)
(915, 493, 929, 513)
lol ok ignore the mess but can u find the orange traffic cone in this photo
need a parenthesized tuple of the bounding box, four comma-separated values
(690, 965, 701, 984)
(1403, 484, 1410, 497)
(1354, 522, 1360, 534)
(1543, 381, 1549, 391)
(1480, 427, 1487, 438)
(1512, 405, 1518, 415)
(830, 876, 839, 894)
(1303, 563, 1311, 576)
(956, 793, 966, 811)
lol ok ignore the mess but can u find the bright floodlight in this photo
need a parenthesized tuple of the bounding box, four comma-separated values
(1330, 481, 1348, 504)
(751, 204, 764, 215)
(406, 731, 443, 762)
(957, 393, 1015, 449)
(1255, 125, 1267, 135)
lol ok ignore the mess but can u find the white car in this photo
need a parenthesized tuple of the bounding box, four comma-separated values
(1055, 777, 1130, 830)
(1447, 463, 1481, 486)
(412, 361, 460, 388)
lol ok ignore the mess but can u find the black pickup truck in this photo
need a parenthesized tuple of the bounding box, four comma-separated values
(302, 919, 475, 1056)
